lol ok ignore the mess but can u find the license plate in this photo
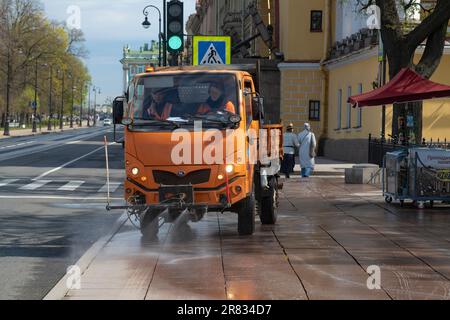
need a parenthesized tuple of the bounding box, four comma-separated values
(159, 185, 194, 204)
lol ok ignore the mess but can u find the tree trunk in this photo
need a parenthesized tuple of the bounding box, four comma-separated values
(387, 43, 416, 142)
(376, 0, 450, 145)
(409, 101, 423, 145)
(19, 112, 25, 127)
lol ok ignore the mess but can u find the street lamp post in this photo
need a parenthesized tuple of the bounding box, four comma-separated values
(142, 4, 163, 67)
(47, 65, 53, 132)
(87, 83, 91, 127)
(70, 75, 75, 129)
(58, 69, 65, 130)
(3, 49, 11, 136)
(32, 59, 39, 133)
(93, 86, 101, 126)
(79, 82, 84, 127)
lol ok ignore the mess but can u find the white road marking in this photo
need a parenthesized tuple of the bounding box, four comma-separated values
(98, 182, 121, 193)
(33, 145, 107, 180)
(0, 195, 123, 200)
(58, 181, 85, 191)
(66, 140, 81, 145)
(20, 180, 52, 191)
(0, 128, 113, 162)
(0, 179, 19, 187)
(0, 141, 34, 150)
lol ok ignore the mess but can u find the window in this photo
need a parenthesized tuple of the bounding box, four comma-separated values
(310, 11, 323, 32)
(337, 89, 342, 129)
(356, 83, 363, 128)
(309, 100, 320, 121)
(346, 86, 352, 129)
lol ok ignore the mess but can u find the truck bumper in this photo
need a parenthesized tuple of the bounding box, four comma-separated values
(115, 176, 248, 211)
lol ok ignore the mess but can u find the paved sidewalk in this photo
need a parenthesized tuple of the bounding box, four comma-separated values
(0, 121, 91, 139)
(49, 169, 450, 300)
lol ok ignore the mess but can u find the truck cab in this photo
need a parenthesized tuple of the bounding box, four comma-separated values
(112, 67, 282, 238)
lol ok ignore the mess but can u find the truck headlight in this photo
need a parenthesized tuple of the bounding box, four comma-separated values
(131, 168, 139, 176)
(225, 165, 234, 174)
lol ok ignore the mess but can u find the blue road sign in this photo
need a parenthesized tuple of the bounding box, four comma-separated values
(193, 36, 231, 66)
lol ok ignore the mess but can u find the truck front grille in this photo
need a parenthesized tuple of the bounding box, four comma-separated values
(153, 169, 211, 186)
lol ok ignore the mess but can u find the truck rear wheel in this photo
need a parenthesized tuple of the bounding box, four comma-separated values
(140, 210, 159, 240)
(259, 177, 278, 225)
(237, 184, 256, 236)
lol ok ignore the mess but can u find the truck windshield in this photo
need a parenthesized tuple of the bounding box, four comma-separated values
(132, 74, 239, 127)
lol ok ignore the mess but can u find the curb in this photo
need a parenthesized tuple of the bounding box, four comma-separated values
(0, 124, 95, 140)
(43, 212, 128, 300)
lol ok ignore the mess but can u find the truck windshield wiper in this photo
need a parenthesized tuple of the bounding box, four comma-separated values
(132, 119, 181, 129)
(185, 114, 229, 127)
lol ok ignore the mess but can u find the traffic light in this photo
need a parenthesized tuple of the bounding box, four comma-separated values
(167, 0, 184, 54)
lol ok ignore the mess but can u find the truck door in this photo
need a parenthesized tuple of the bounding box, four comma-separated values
(243, 78, 259, 185)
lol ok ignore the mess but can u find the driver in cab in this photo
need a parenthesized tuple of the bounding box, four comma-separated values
(145, 88, 173, 121)
(197, 82, 236, 115)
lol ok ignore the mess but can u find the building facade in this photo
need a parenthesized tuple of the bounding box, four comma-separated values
(120, 42, 160, 94)
(268, 0, 450, 162)
(186, 0, 277, 61)
(189, 0, 450, 163)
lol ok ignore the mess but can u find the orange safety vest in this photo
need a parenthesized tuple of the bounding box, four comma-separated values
(148, 102, 173, 120)
(197, 101, 236, 115)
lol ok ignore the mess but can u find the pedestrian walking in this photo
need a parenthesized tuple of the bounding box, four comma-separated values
(298, 123, 317, 178)
(281, 123, 299, 178)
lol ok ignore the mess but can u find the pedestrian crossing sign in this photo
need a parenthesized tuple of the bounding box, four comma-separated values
(193, 36, 231, 66)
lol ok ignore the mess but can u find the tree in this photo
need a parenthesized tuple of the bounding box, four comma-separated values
(0, 0, 91, 134)
(0, 0, 55, 134)
(358, 0, 450, 143)
(66, 27, 89, 58)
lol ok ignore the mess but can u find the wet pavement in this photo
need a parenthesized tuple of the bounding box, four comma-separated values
(60, 175, 450, 300)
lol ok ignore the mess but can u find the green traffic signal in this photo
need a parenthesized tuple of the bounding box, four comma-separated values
(167, 0, 183, 54)
(168, 35, 183, 51)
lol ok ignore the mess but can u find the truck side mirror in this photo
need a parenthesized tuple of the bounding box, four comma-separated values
(113, 97, 125, 125)
(252, 96, 265, 121)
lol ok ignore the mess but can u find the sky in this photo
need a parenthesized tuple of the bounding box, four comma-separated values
(41, 0, 197, 104)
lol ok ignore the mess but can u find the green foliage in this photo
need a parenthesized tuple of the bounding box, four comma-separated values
(0, 0, 91, 119)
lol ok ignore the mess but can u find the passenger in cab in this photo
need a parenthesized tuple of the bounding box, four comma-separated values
(146, 88, 173, 120)
(197, 82, 236, 115)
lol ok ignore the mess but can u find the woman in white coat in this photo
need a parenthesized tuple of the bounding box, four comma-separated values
(297, 123, 317, 178)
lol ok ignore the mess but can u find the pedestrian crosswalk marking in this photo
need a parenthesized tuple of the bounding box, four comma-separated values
(0, 179, 19, 187)
(98, 182, 121, 193)
(58, 181, 85, 191)
(20, 180, 52, 191)
(0, 179, 123, 193)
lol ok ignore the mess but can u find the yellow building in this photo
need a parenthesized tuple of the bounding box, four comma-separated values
(187, 0, 450, 162)
(278, 0, 450, 162)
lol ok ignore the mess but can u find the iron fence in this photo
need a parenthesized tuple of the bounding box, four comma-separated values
(368, 134, 450, 167)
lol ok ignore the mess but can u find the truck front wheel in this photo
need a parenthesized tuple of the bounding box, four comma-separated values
(237, 184, 256, 236)
(259, 177, 278, 225)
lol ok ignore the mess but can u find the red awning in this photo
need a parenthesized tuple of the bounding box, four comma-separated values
(348, 68, 450, 108)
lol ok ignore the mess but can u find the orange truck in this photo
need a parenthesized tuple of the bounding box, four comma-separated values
(110, 65, 283, 238)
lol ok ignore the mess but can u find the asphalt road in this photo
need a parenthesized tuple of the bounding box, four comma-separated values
(0, 126, 125, 300)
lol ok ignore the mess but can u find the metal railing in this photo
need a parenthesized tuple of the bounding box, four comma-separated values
(368, 134, 450, 167)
